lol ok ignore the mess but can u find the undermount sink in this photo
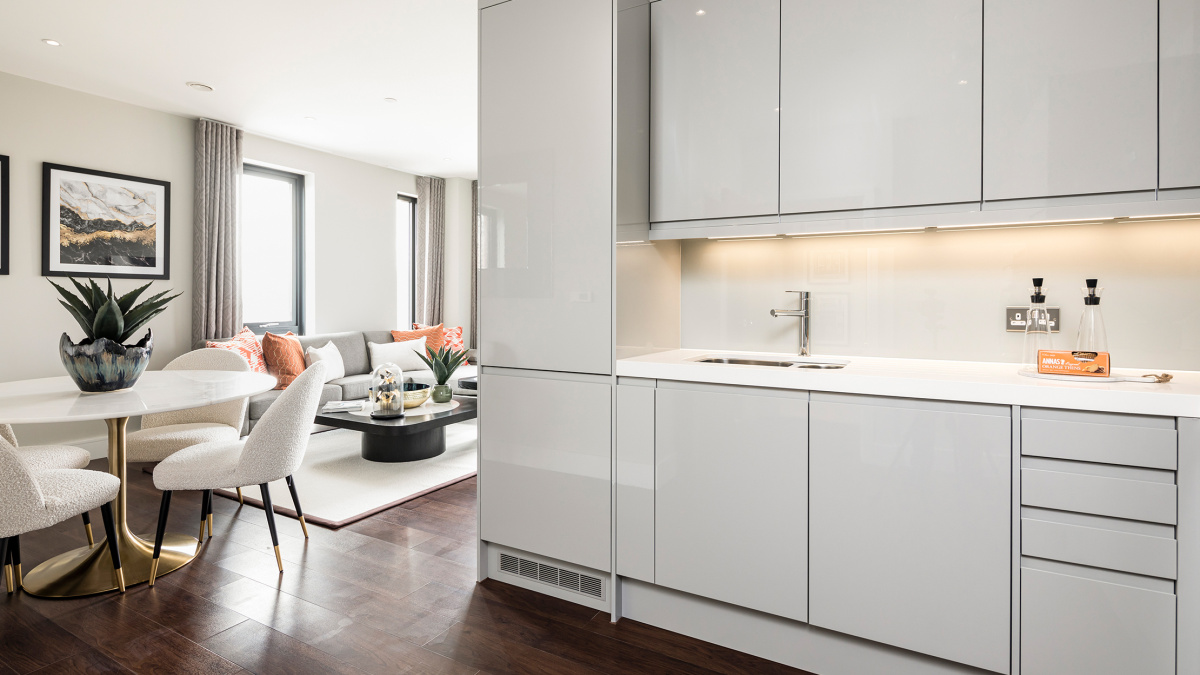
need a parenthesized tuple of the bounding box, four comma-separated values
(691, 356, 848, 370)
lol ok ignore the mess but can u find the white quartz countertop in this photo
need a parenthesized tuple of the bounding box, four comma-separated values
(616, 349, 1200, 418)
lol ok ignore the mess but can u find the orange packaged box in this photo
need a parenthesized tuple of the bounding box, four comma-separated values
(1037, 350, 1111, 377)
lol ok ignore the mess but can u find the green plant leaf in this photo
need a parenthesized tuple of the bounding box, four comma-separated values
(88, 279, 105, 308)
(58, 300, 96, 339)
(68, 277, 98, 310)
(91, 295, 125, 342)
(119, 307, 168, 343)
(49, 279, 94, 321)
(121, 291, 181, 329)
(116, 281, 153, 313)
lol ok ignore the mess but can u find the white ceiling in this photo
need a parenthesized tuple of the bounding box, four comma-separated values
(0, 0, 478, 179)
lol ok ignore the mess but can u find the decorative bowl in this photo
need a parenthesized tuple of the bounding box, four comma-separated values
(59, 329, 153, 393)
(402, 382, 432, 408)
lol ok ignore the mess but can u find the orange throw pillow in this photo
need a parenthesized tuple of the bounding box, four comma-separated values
(415, 323, 464, 352)
(262, 331, 306, 389)
(206, 327, 268, 374)
(391, 324, 445, 353)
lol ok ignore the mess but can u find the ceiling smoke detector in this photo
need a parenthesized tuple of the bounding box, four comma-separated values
(42, 39, 61, 46)
(186, 82, 214, 92)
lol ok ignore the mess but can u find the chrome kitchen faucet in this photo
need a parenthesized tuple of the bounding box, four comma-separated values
(771, 291, 811, 356)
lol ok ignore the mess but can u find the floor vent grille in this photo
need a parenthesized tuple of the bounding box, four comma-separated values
(498, 553, 604, 599)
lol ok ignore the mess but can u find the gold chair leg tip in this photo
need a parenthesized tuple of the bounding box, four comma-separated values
(299, 515, 309, 539)
(116, 569, 126, 593)
(148, 559, 159, 587)
(85, 523, 95, 547)
(237, 487, 244, 505)
(273, 545, 284, 573)
(13, 563, 21, 590)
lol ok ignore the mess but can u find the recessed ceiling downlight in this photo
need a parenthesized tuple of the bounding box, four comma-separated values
(186, 82, 214, 92)
(42, 39, 61, 46)
(383, 97, 397, 103)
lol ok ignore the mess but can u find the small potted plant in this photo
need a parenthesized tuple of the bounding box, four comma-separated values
(50, 277, 181, 392)
(417, 345, 469, 403)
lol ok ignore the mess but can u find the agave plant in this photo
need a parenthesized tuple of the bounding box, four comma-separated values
(417, 345, 469, 386)
(49, 277, 182, 345)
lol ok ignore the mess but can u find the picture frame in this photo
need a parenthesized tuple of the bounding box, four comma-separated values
(0, 154, 9, 275)
(42, 162, 170, 279)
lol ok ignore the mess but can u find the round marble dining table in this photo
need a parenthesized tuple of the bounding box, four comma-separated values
(0, 370, 275, 597)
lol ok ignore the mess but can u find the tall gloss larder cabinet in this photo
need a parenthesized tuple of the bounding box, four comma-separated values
(477, 0, 613, 376)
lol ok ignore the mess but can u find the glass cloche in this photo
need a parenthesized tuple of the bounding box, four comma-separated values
(370, 362, 405, 418)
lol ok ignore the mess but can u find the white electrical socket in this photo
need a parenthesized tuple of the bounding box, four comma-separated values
(1006, 307, 1061, 333)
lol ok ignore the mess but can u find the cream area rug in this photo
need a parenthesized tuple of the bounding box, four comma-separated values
(214, 420, 477, 528)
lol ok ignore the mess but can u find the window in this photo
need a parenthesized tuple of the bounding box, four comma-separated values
(241, 164, 305, 334)
(397, 194, 416, 327)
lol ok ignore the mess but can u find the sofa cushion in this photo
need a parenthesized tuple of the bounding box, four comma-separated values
(249, 384, 342, 420)
(329, 374, 372, 401)
(297, 332, 369, 376)
(362, 330, 395, 346)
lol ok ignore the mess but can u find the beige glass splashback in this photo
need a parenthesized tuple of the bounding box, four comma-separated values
(679, 219, 1200, 371)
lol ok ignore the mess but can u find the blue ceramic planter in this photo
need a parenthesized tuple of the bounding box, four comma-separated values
(59, 329, 154, 393)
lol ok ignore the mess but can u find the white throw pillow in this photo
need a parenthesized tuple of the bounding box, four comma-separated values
(368, 337, 428, 373)
(305, 342, 345, 382)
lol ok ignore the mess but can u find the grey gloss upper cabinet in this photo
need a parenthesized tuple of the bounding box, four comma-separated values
(478, 0, 612, 375)
(655, 384, 807, 621)
(780, 0, 982, 214)
(809, 393, 1010, 674)
(650, 0, 780, 224)
(983, 0, 1158, 201)
(1161, 0, 1200, 190)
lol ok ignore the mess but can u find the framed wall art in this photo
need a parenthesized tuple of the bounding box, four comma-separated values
(42, 163, 170, 279)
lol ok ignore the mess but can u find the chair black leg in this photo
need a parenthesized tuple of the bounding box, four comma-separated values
(81, 510, 94, 547)
(196, 490, 210, 553)
(259, 484, 283, 573)
(149, 490, 172, 587)
(1, 537, 11, 594)
(8, 535, 20, 591)
(285, 476, 309, 539)
(98, 503, 125, 593)
(205, 489, 214, 540)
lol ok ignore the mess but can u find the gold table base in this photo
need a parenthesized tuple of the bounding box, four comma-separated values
(20, 417, 200, 598)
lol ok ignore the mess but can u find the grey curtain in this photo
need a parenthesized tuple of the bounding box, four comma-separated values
(414, 175, 446, 326)
(470, 180, 478, 349)
(192, 119, 243, 344)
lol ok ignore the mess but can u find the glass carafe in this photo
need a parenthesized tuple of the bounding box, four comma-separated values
(1022, 278, 1056, 367)
(1076, 279, 1108, 352)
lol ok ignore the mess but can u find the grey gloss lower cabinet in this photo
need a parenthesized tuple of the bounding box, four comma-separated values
(654, 384, 807, 621)
(1021, 567, 1175, 675)
(809, 393, 1010, 674)
(479, 372, 612, 572)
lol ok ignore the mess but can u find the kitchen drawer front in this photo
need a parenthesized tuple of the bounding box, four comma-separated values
(1021, 566, 1175, 675)
(1021, 409, 1176, 470)
(1022, 517, 1177, 579)
(1022, 468, 1177, 525)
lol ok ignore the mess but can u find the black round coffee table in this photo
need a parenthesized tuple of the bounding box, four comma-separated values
(314, 396, 478, 463)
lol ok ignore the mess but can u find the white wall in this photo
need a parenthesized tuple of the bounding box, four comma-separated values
(0, 71, 434, 446)
(242, 134, 418, 335)
(0, 71, 194, 446)
(680, 219, 1200, 370)
(443, 176, 474, 342)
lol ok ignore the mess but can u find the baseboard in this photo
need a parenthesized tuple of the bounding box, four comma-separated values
(620, 579, 999, 675)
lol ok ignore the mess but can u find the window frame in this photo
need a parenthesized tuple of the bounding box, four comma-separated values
(398, 193, 417, 328)
(241, 163, 306, 335)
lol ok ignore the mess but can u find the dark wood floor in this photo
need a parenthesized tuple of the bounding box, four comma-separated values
(1, 458, 811, 675)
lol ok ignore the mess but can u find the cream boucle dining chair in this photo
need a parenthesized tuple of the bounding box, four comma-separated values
(127, 348, 251, 461)
(0, 437, 125, 593)
(1, 424, 99, 545)
(127, 349, 253, 504)
(149, 362, 326, 583)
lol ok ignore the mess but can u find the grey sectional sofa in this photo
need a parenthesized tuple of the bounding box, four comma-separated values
(203, 330, 476, 434)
